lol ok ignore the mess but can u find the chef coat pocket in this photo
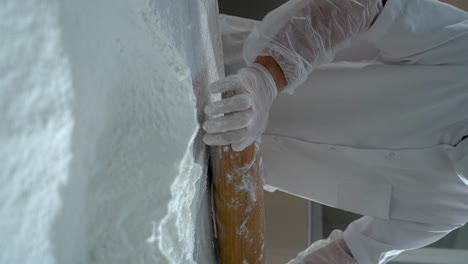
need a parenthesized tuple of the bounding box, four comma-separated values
(337, 181, 392, 220)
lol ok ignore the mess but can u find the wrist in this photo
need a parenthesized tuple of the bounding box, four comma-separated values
(254, 56, 287, 93)
(337, 239, 353, 258)
(250, 63, 278, 101)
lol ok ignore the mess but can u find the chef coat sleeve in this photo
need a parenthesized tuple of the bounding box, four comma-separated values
(365, 0, 468, 65)
(343, 216, 463, 264)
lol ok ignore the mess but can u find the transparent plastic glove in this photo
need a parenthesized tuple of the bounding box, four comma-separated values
(244, 0, 382, 93)
(288, 230, 356, 264)
(203, 64, 277, 151)
(455, 138, 468, 185)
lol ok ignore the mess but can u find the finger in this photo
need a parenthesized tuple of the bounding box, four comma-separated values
(203, 110, 253, 133)
(204, 94, 251, 116)
(203, 128, 248, 146)
(231, 136, 256, 152)
(208, 75, 242, 94)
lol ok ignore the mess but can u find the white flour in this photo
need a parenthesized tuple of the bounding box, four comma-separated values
(0, 1, 74, 263)
(1, 0, 220, 263)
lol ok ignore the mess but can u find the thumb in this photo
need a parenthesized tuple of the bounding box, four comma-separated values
(231, 137, 255, 152)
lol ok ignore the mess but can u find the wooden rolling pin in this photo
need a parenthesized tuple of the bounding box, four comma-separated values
(211, 143, 265, 264)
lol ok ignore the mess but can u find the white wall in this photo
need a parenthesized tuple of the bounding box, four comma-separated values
(442, 0, 468, 10)
(264, 191, 309, 263)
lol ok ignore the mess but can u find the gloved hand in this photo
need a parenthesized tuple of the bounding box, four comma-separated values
(203, 64, 278, 151)
(288, 230, 356, 264)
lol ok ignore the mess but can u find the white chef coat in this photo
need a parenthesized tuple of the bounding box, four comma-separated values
(219, 0, 468, 263)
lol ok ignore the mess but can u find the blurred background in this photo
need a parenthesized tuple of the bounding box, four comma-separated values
(218, 0, 468, 263)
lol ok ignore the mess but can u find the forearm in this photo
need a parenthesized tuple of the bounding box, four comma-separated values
(248, 0, 385, 93)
